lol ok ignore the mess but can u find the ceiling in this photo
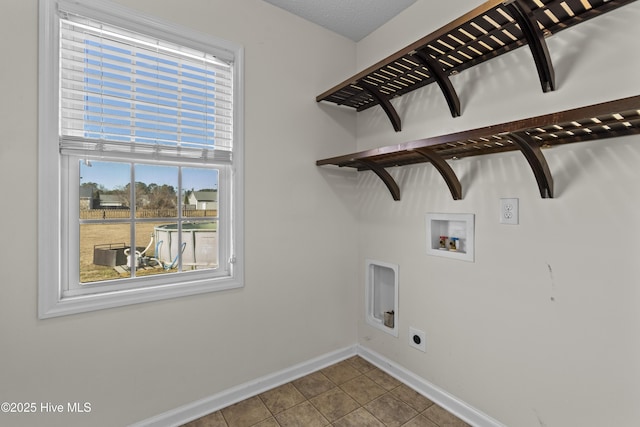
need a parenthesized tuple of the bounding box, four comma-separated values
(262, 0, 418, 41)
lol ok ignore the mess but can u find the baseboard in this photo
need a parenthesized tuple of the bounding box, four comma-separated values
(129, 345, 358, 427)
(131, 343, 506, 427)
(357, 344, 507, 427)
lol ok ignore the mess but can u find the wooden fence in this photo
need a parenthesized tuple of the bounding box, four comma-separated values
(80, 208, 217, 220)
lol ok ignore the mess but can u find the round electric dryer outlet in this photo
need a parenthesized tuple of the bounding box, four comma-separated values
(408, 327, 426, 352)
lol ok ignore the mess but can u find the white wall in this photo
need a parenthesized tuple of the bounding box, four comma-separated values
(0, 1, 358, 426)
(354, 1, 640, 426)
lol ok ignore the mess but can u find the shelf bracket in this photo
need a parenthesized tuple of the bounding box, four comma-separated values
(504, 0, 556, 92)
(510, 131, 554, 198)
(359, 81, 402, 132)
(413, 51, 461, 117)
(413, 148, 462, 200)
(359, 159, 401, 201)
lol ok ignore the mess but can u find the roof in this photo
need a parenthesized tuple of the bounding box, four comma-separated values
(79, 185, 96, 198)
(191, 191, 218, 202)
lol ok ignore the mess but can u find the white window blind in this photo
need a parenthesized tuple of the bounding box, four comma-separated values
(59, 11, 233, 163)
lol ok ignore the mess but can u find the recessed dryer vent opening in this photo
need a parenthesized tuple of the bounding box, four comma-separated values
(365, 259, 399, 337)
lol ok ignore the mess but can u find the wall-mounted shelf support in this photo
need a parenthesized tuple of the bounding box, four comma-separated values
(360, 159, 401, 201)
(359, 81, 402, 132)
(412, 148, 462, 200)
(413, 51, 461, 117)
(316, 0, 636, 131)
(503, 0, 555, 92)
(510, 131, 554, 198)
(317, 95, 640, 200)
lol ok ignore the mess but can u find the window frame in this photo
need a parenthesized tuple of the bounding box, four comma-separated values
(38, 0, 244, 318)
(65, 159, 229, 296)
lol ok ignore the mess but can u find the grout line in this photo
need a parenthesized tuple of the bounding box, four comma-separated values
(183, 355, 470, 427)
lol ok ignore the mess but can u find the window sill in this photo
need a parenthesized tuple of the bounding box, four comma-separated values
(39, 274, 243, 319)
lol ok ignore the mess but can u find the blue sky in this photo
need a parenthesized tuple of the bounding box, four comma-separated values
(75, 25, 222, 195)
(80, 160, 218, 192)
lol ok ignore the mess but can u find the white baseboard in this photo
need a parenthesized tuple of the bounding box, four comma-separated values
(357, 344, 507, 427)
(131, 343, 505, 427)
(129, 345, 358, 427)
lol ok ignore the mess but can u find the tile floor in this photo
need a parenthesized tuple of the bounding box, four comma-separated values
(182, 356, 470, 427)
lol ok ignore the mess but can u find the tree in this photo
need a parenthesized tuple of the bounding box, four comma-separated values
(148, 184, 177, 209)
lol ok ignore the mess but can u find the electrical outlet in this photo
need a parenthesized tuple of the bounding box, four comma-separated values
(409, 327, 426, 352)
(500, 198, 519, 225)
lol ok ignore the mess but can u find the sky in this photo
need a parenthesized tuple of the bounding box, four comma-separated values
(80, 160, 218, 192)
(73, 22, 225, 195)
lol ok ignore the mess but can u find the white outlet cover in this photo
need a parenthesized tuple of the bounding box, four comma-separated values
(409, 327, 426, 352)
(500, 198, 519, 225)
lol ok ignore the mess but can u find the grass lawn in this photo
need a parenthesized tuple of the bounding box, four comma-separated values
(80, 222, 175, 283)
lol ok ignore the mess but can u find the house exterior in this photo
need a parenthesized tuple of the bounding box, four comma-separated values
(80, 186, 127, 210)
(188, 190, 218, 210)
(97, 194, 126, 209)
(79, 184, 97, 210)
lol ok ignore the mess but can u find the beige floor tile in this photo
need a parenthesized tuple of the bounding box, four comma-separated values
(332, 407, 386, 427)
(220, 396, 271, 427)
(345, 356, 375, 373)
(364, 394, 418, 427)
(422, 404, 470, 427)
(390, 384, 434, 412)
(309, 387, 360, 422)
(259, 382, 306, 414)
(401, 414, 440, 427)
(275, 401, 329, 427)
(339, 375, 386, 405)
(182, 410, 228, 427)
(365, 368, 402, 391)
(250, 418, 280, 427)
(180, 359, 474, 427)
(292, 371, 336, 399)
(320, 360, 362, 385)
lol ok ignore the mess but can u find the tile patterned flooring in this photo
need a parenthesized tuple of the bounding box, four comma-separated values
(182, 356, 470, 427)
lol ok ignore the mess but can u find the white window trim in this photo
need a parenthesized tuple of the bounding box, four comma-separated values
(38, 0, 244, 318)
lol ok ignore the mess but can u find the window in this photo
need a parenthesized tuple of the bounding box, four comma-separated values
(38, 0, 244, 318)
